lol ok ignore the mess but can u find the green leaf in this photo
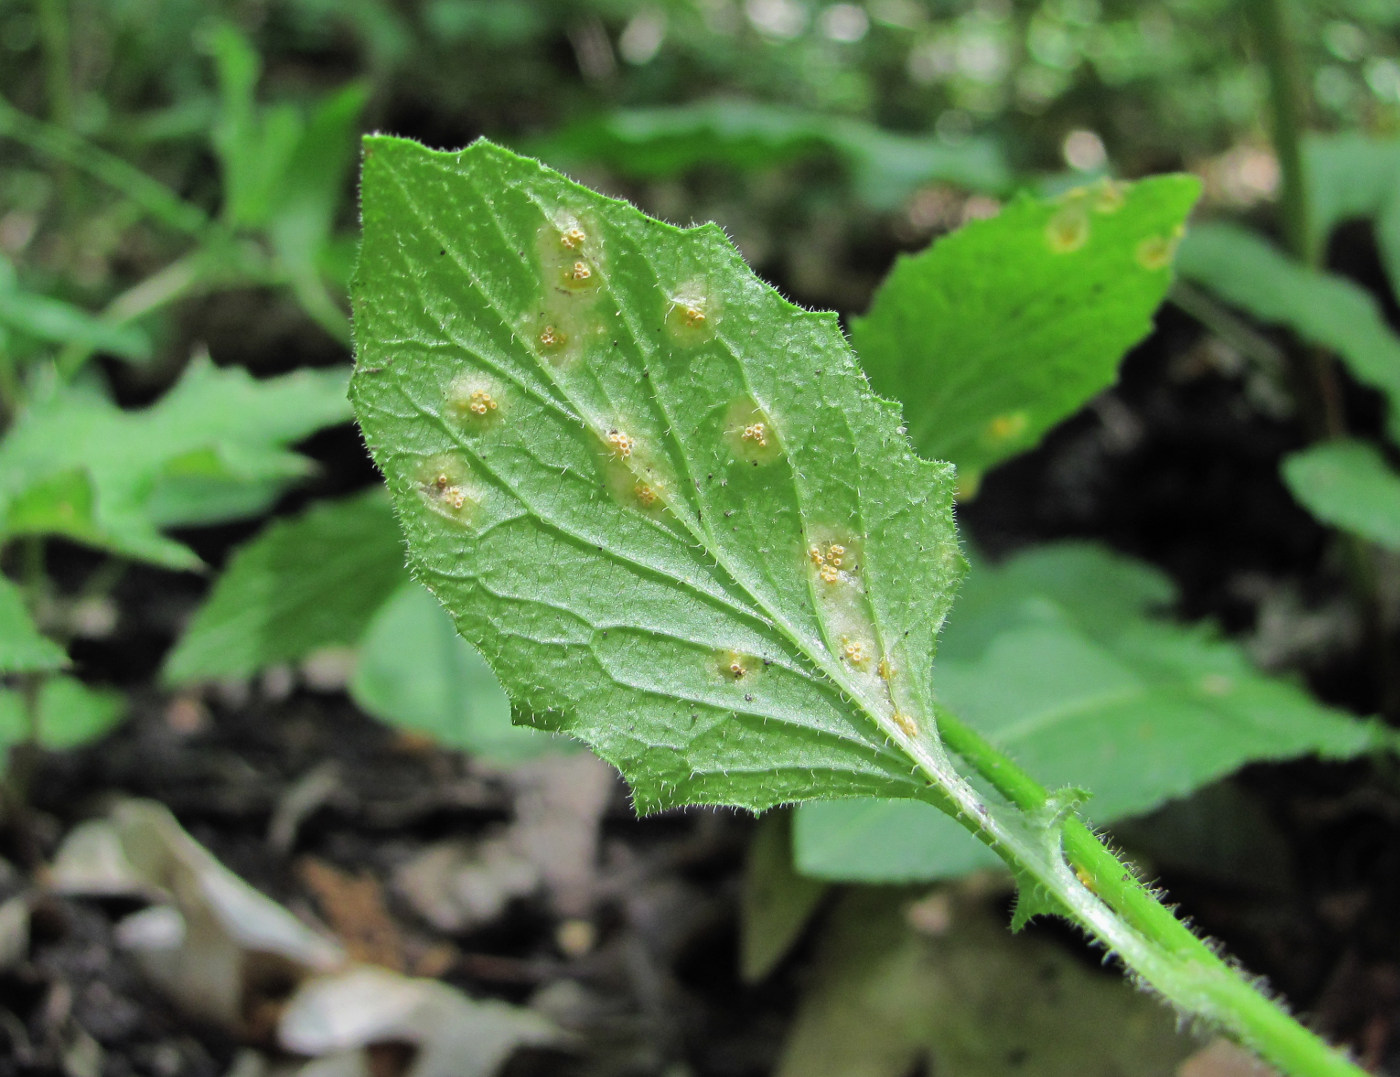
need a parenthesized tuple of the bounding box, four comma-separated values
(1176, 222, 1400, 442)
(1304, 133, 1400, 302)
(774, 887, 1194, 1077)
(349, 582, 555, 762)
(0, 576, 67, 674)
(351, 136, 964, 814)
(531, 101, 1013, 210)
(1282, 439, 1400, 552)
(0, 357, 352, 568)
(0, 676, 124, 753)
(209, 24, 303, 231)
(851, 176, 1201, 480)
(163, 490, 407, 683)
(740, 808, 827, 983)
(794, 543, 1383, 882)
(0, 283, 151, 362)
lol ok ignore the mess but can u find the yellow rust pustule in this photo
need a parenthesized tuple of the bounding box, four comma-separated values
(446, 374, 504, 428)
(722, 398, 783, 466)
(414, 455, 483, 526)
(664, 280, 718, 345)
(715, 649, 762, 683)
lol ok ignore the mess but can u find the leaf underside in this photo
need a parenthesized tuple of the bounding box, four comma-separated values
(351, 137, 964, 814)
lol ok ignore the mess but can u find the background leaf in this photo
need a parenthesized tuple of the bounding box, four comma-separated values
(850, 176, 1200, 479)
(349, 582, 550, 762)
(531, 101, 1013, 210)
(739, 809, 827, 983)
(1304, 132, 1400, 303)
(1176, 222, 1400, 441)
(0, 357, 352, 569)
(1282, 439, 1400, 552)
(0, 676, 124, 754)
(0, 576, 67, 675)
(794, 543, 1385, 882)
(164, 490, 406, 683)
(351, 136, 964, 814)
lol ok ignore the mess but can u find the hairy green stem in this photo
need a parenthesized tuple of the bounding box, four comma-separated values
(932, 705, 1367, 1077)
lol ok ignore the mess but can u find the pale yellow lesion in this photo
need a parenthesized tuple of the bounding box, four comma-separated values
(663, 279, 718, 345)
(984, 411, 1028, 444)
(1092, 179, 1126, 214)
(1046, 201, 1090, 253)
(723, 398, 783, 466)
(414, 454, 483, 526)
(1135, 227, 1183, 271)
(446, 374, 504, 427)
(716, 649, 762, 683)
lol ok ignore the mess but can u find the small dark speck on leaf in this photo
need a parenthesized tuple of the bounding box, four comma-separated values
(439, 249, 446, 256)
(744, 694, 754, 702)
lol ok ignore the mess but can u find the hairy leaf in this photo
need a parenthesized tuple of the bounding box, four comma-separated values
(351, 137, 965, 814)
(163, 490, 406, 683)
(531, 101, 1012, 209)
(1176, 223, 1400, 441)
(1283, 439, 1400, 553)
(794, 543, 1385, 882)
(851, 176, 1200, 479)
(0, 357, 352, 569)
(0, 575, 67, 675)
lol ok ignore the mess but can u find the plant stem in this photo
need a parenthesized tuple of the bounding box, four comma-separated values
(1243, 0, 1394, 718)
(36, 0, 72, 131)
(933, 704, 1368, 1077)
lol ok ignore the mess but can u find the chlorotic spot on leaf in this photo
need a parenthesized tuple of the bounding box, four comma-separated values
(1135, 231, 1182, 271)
(983, 410, 1029, 445)
(1092, 179, 1127, 214)
(664, 280, 718, 344)
(1045, 200, 1090, 253)
(723, 398, 783, 465)
(415, 454, 483, 525)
